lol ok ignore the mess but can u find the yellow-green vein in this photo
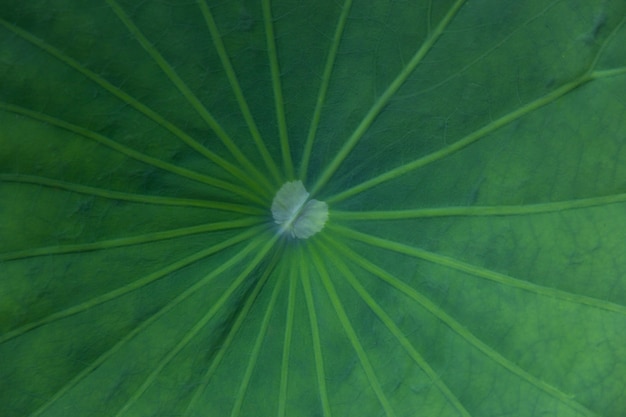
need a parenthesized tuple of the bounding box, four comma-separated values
(0, 17, 265, 195)
(104, 0, 274, 195)
(28, 231, 270, 417)
(592, 66, 626, 78)
(587, 15, 626, 78)
(318, 236, 472, 417)
(426, 0, 433, 35)
(230, 249, 286, 417)
(262, 0, 294, 179)
(278, 254, 297, 417)
(330, 224, 626, 316)
(326, 229, 599, 417)
(0, 102, 265, 205)
(114, 233, 280, 417)
(1, 218, 262, 262)
(0, 174, 264, 215)
(300, 245, 332, 417)
(415, 1, 559, 98)
(325, 74, 592, 204)
(182, 245, 283, 417)
(311, 0, 466, 196)
(196, 0, 282, 185)
(309, 242, 397, 417)
(326, 11, 626, 204)
(0, 227, 264, 345)
(331, 192, 626, 220)
(298, 0, 353, 182)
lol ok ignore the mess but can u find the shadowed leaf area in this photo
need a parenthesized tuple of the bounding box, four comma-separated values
(1, 0, 626, 416)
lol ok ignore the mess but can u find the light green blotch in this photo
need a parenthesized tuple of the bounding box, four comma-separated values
(271, 181, 328, 239)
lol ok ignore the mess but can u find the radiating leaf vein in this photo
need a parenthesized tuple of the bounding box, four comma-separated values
(1, 218, 262, 262)
(0, 174, 264, 215)
(309, 242, 397, 417)
(331, 192, 626, 220)
(197, 0, 283, 185)
(0, 102, 264, 205)
(105, 0, 274, 195)
(331, 224, 626, 316)
(27, 232, 271, 417)
(114, 234, 280, 417)
(311, 0, 467, 195)
(319, 236, 472, 417)
(0, 17, 265, 195)
(0, 227, 264, 345)
(328, 227, 599, 417)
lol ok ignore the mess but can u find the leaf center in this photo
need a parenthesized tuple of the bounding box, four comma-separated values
(271, 181, 328, 239)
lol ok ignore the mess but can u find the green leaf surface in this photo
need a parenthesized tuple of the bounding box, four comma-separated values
(1, 0, 626, 416)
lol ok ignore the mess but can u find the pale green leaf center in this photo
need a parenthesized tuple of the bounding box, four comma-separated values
(271, 180, 328, 239)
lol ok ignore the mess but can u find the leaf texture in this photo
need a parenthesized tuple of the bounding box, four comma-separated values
(1, 1, 626, 416)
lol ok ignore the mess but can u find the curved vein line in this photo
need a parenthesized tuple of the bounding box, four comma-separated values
(318, 237, 471, 417)
(182, 246, 283, 417)
(592, 66, 626, 79)
(278, 257, 297, 417)
(311, 0, 467, 196)
(426, 0, 433, 36)
(326, 74, 591, 204)
(0, 227, 263, 345)
(0, 102, 265, 205)
(105, 0, 273, 194)
(413, 1, 559, 98)
(197, 0, 282, 186)
(326, 230, 599, 417)
(587, 14, 626, 76)
(330, 225, 626, 316)
(0, 17, 264, 195)
(298, 0, 353, 181)
(309, 243, 397, 417)
(27, 230, 270, 417)
(262, 0, 294, 179)
(0, 174, 264, 215)
(0, 218, 262, 262)
(114, 233, 279, 417)
(299, 245, 332, 417)
(325, 12, 626, 205)
(230, 249, 286, 417)
(331, 192, 626, 220)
